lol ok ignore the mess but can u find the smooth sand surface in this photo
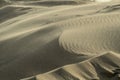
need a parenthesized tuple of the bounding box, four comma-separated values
(0, 0, 120, 80)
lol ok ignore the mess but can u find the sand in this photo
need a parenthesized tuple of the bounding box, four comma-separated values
(0, 0, 120, 80)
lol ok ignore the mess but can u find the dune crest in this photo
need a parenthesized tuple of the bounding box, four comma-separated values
(36, 51, 120, 80)
(0, 0, 120, 80)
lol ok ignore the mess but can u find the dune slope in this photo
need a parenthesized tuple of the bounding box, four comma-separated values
(37, 52, 120, 80)
(0, 0, 120, 80)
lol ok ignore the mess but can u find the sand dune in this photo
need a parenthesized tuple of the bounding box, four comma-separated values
(37, 52, 120, 80)
(59, 13, 120, 55)
(0, 0, 120, 80)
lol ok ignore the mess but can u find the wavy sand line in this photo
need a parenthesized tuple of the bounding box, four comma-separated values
(59, 13, 120, 55)
(0, 3, 120, 80)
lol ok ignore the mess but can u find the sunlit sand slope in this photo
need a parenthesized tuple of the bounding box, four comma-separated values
(59, 13, 120, 55)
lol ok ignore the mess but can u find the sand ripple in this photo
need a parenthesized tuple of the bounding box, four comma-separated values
(59, 13, 120, 55)
(0, 1, 120, 80)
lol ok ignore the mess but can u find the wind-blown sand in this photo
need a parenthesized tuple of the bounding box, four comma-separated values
(0, 0, 120, 80)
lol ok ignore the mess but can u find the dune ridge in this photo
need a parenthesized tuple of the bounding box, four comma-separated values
(0, 0, 120, 80)
(36, 52, 120, 80)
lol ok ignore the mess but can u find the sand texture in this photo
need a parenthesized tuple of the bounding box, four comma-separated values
(0, 0, 120, 80)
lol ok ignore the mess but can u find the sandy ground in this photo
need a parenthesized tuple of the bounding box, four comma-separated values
(0, 0, 120, 80)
